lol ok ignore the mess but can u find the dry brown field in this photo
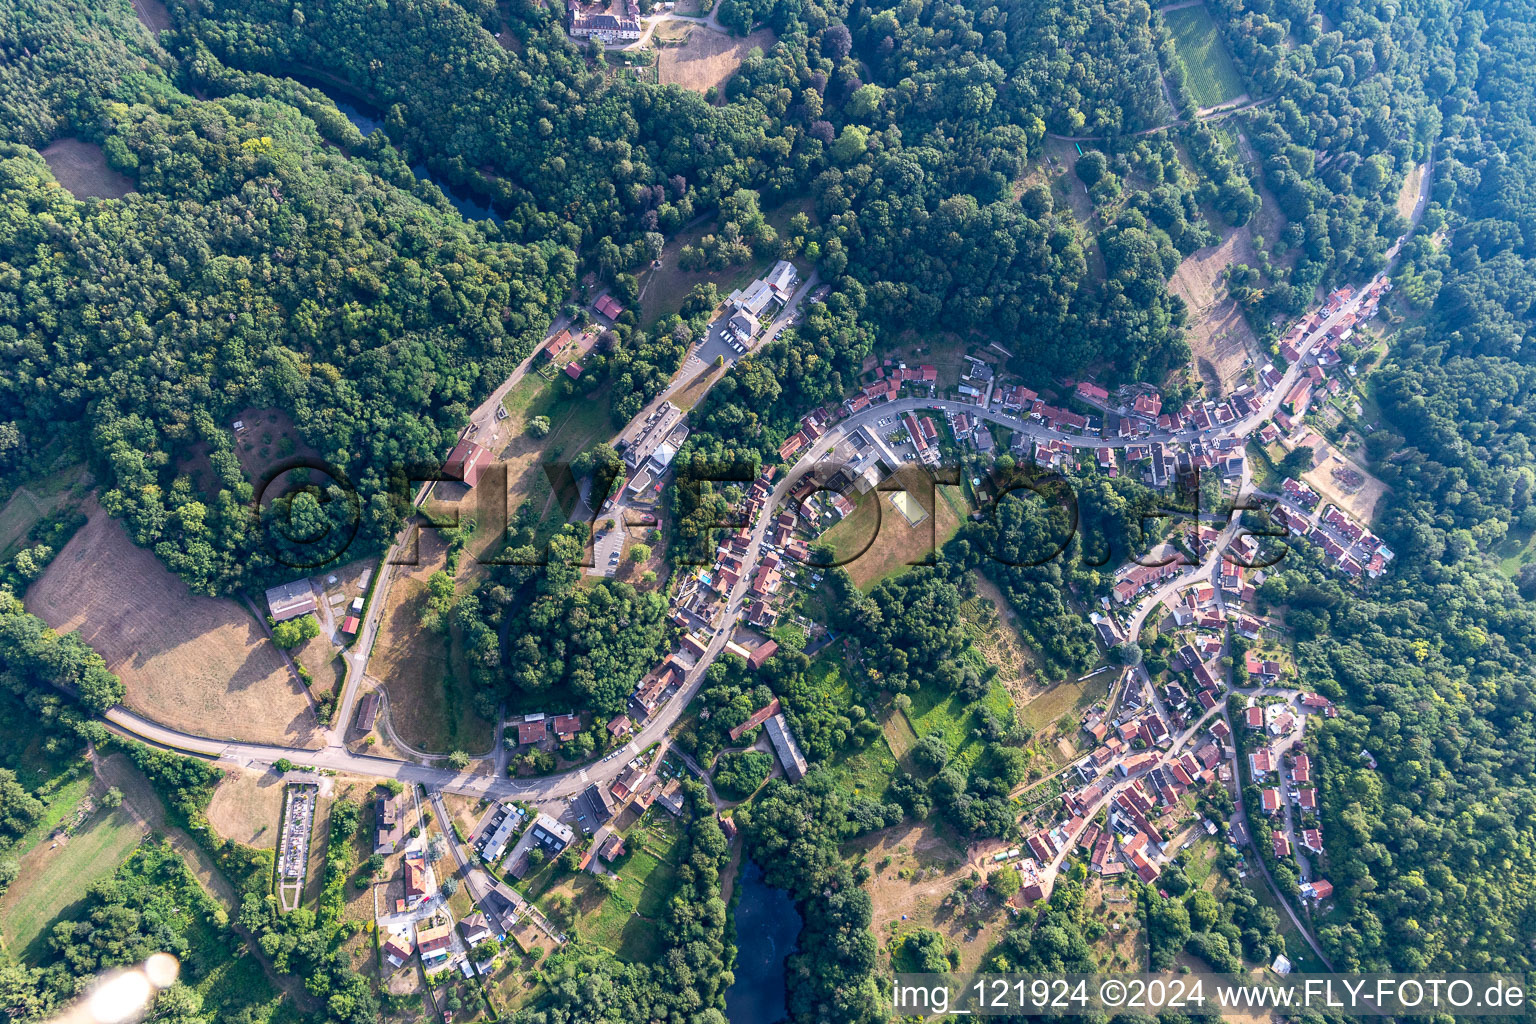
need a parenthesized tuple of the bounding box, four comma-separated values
(26, 502, 324, 747)
(657, 24, 775, 93)
(40, 140, 134, 200)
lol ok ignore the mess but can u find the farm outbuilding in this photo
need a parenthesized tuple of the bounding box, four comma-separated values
(265, 579, 318, 622)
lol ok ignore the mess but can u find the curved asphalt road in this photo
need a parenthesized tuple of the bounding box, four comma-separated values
(96, 149, 1431, 855)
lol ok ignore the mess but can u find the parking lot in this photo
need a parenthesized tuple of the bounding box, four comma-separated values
(866, 415, 922, 463)
(588, 519, 626, 577)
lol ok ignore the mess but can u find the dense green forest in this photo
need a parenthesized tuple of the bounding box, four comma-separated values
(451, 521, 675, 718)
(3, 0, 1439, 599)
(1246, 0, 1536, 968)
(1, 0, 569, 596)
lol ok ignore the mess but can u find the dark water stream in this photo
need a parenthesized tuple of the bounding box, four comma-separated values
(308, 80, 504, 223)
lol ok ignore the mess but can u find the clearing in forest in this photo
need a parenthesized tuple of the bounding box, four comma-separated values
(636, 196, 810, 327)
(656, 24, 775, 94)
(0, 474, 85, 556)
(131, 0, 169, 33)
(232, 407, 324, 486)
(1396, 161, 1429, 220)
(26, 501, 325, 748)
(1164, 6, 1245, 108)
(1168, 225, 1262, 394)
(39, 139, 135, 200)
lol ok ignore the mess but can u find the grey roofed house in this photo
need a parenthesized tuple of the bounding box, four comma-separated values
(461, 911, 493, 945)
(265, 579, 318, 622)
(727, 310, 759, 343)
(766, 259, 798, 297)
(505, 811, 574, 874)
(623, 401, 683, 468)
(476, 805, 523, 862)
(531, 812, 573, 848)
(481, 886, 518, 933)
(655, 778, 686, 816)
(732, 278, 777, 317)
(353, 691, 380, 735)
(572, 784, 615, 832)
(374, 788, 402, 853)
(764, 713, 808, 782)
(567, 11, 641, 38)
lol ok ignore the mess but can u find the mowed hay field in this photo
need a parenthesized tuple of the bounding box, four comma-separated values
(367, 529, 492, 754)
(26, 503, 324, 748)
(657, 24, 775, 94)
(822, 471, 963, 590)
(206, 766, 287, 849)
(1164, 5, 1245, 108)
(0, 488, 48, 554)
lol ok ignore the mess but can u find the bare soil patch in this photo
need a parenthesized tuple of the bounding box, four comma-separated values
(295, 633, 346, 696)
(40, 140, 134, 200)
(26, 501, 324, 748)
(440, 792, 489, 841)
(132, 0, 170, 32)
(1287, 429, 1389, 523)
(1169, 227, 1261, 394)
(234, 407, 323, 486)
(206, 766, 287, 849)
(966, 576, 1044, 704)
(657, 25, 774, 93)
(1396, 161, 1426, 221)
(849, 821, 1009, 972)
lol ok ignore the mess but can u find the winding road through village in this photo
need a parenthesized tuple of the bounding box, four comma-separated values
(93, 149, 1430, 972)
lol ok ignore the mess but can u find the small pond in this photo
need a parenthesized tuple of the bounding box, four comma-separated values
(725, 862, 801, 1024)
